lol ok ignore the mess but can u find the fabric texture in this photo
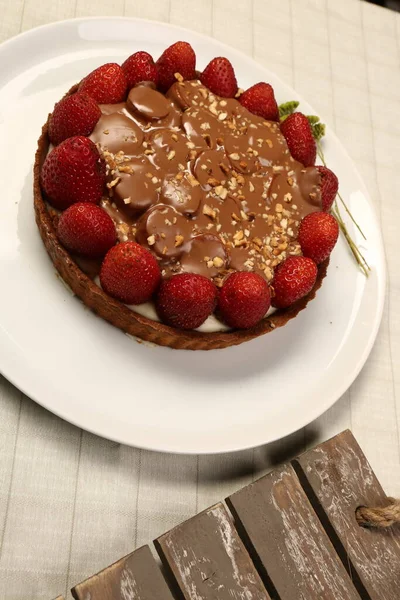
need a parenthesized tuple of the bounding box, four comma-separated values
(0, 0, 400, 597)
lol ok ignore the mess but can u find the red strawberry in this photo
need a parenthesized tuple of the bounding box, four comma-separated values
(298, 212, 339, 264)
(218, 272, 270, 329)
(272, 256, 318, 309)
(200, 57, 238, 98)
(280, 112, 316, 167)
(317, 166, 339, 212)
(48, 93, 101, 146)
(100, 241, 161, 305)
(122, 51, 158, 88)
(156, 273, 217, 330)
(79, 63, 127, 103)
(239, 82, 279, 121)
(57, 203, 116, 258)
(41, 136, 106, 210)
(156, 41, 196, 92)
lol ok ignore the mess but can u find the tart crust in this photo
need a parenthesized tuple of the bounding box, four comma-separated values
(34, 91, 329, 351)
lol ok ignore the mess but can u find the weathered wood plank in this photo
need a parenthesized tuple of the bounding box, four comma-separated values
(155, 501, 271, 600)
(294, 429, 400, 600)
(227, 464, 360, 600)
(71, 545, 174, 600)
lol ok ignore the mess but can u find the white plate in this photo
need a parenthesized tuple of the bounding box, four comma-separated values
(0, 17, 385, 454)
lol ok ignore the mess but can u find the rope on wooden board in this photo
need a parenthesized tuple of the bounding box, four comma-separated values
(356, 498, 400, 528)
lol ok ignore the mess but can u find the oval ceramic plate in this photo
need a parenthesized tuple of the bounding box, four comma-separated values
(0, 18, 385, 454)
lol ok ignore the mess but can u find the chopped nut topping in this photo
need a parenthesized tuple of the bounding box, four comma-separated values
(229, 153, 240, 161)
(287, 176, 294, 186)
(167, 150, 176, 160)
(275, 203, 283, 213)
(151, 176, 158, 184)
(240, 210, 248, 221)
(175, 235, 184, 247)
(218, 112, 228, 121)
(213, 256, 224, 268)
(187, 174, 200, 187)
(174, 72, 184, 82)
(123, 197, 131, 204)
(249, 181, 255, 192)
(147, 235, 156, 246)
(107, 176, 121, 189)
(207, 177, 220, 187)
(203, 204, 217, 219)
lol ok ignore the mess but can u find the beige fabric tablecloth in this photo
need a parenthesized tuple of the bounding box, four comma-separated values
(0, 0, 399, 597)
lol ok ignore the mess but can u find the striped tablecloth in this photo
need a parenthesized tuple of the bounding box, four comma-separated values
(1, 0, 399, 598)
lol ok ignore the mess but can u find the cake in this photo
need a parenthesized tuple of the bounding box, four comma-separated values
(34, 43, 339, 350)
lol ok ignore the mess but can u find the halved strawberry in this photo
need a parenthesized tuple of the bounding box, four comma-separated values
(298, 212, 339, 264)
(280, 112, 316, 167)
(200, 57, 238, 98)
(239, 82, 279, 121)
(156, 42, 196, 92)
(79, 63, 128, 103)
(48, 93, 101, 146)
(122, 51, 158, 88)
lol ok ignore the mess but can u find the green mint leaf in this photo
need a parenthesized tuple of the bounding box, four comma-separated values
(278, 100, 299, 119)
(311, 121, 326, 141)
(307, 115, 320, 125)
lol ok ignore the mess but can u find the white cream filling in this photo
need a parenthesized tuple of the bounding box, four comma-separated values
(94, 276, 275, 332)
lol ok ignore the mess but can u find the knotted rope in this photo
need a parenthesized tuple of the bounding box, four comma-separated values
(356, 498, 400, 528)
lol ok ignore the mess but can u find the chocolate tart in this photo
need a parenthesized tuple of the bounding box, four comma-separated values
(34, 82, 329, 351)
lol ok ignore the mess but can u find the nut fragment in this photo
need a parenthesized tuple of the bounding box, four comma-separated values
(229, 153, 240, 161)
(203, 204, 217, 219)
(175, 235, 184, 247)
(147, 235, 156, 246)
(213, 256, 224, 268)
(167, 150, 176, 160)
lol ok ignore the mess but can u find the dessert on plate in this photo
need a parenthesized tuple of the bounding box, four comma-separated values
(34, 42, 340, 350)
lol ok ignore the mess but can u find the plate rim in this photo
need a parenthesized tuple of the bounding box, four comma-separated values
(0, 16, 386, 454)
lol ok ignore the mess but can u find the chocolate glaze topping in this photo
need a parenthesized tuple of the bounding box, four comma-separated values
(89, 80, 321, 285)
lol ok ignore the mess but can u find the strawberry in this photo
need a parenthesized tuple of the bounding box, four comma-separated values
(156, 273, 217, 330)
(218, 272, 270, 329)
(317, 166, 339, 212)
(200, 57, 238, 98)
(280, 112, 316, 167)
(48, 93, 101, 146)
(239, 82, 279, 121)
(298, 212, 339, 264)
(272, 256, 318, 309)
(79, 63, 127, 103)
(122, 51, 158, 89)
(100, 242, 161, 305)
(57, 203, 116, 258)
(41, 136, 106, 210)
(156, 41, 196, 92)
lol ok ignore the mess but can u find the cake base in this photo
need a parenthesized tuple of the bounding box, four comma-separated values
(34, 120, 329, 350)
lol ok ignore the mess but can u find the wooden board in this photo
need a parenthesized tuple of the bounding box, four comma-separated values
(294, 429, 400, 600)
(227, 464, 360, 600)
(71, 545, 174, 600)
(155, 502, 271, 600)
